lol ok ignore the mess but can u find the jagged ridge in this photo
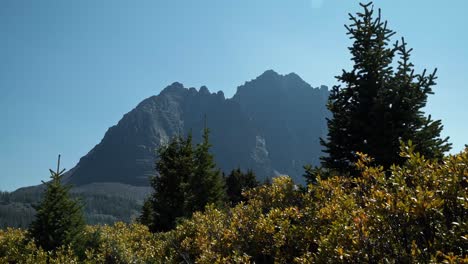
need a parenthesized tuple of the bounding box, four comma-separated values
(65, 70, 329, 186)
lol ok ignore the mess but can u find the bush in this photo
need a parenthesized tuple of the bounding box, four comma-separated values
(164, 146, 467, 263)
(1, 147, 467, 263)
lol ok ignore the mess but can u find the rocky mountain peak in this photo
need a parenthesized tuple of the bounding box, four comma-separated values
(160, 82, 186, 96)
(258, 69, 281, 78)
(65, 70, 329, 187)
(199, 86, 210, 95)
(233, 70, 326, 101)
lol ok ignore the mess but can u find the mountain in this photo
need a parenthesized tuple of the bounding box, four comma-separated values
(66, 70, 328, 186)
(232, 70, 329, 178)
(2, 70, 329, 227)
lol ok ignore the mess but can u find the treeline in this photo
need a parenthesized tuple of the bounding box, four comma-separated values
(0, 2, 466, 263)
(0, 188, 146, 228)
(0, 201, 35, 229)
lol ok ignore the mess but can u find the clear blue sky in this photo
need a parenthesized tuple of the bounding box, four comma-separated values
(1, 0, 467, 191)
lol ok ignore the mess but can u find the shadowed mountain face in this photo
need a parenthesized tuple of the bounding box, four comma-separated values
(232, 70, 329, 179)
(67, 70, 329, 186)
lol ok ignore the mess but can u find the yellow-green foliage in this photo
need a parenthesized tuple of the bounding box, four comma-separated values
(1, 147, 467, 263)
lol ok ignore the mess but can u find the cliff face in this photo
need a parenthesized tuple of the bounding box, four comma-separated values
(66, 70, 329, 186)
(232, 70, 329, 179)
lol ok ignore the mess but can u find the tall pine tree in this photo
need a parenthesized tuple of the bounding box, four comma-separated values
(320, 2, 451, 175)
(28, 155, 85, 252)
(144, 134, 195, 232)
(186, 126, 226, 213)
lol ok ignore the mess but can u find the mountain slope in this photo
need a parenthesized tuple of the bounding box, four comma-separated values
(232, 70, 329, 178)
(66, 70, 328, 186)
(66, 82, 269, 186)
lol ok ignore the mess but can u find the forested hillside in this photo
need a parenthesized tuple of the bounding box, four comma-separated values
(0, 183, 150, 228)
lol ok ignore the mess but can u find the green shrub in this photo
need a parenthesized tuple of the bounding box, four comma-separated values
(1, 147, 467, 263)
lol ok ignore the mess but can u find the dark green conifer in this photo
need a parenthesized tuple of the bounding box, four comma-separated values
(320, 2, 451, 175)
(142, 125, 227, 232)
(186, 126, 226, 212)
(138, 197, 154, 230)
(28, 155, 85, 252)
(225, 168, 258, 205)
(145, 134, 195, 232)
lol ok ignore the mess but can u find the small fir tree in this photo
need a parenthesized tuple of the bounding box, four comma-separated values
(28, 155, 85, 252)
(138, 197, 154, 230)
(186, 126, 226, 212)
(225, 168, 258, 205)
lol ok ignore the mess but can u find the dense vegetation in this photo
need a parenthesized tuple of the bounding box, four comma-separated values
(1, 2, 466, 263)
(1, 146, 466, 263)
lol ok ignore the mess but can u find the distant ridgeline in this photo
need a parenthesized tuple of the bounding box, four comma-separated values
(0, 183, 151, 228)
(1, 70, 329, 227)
